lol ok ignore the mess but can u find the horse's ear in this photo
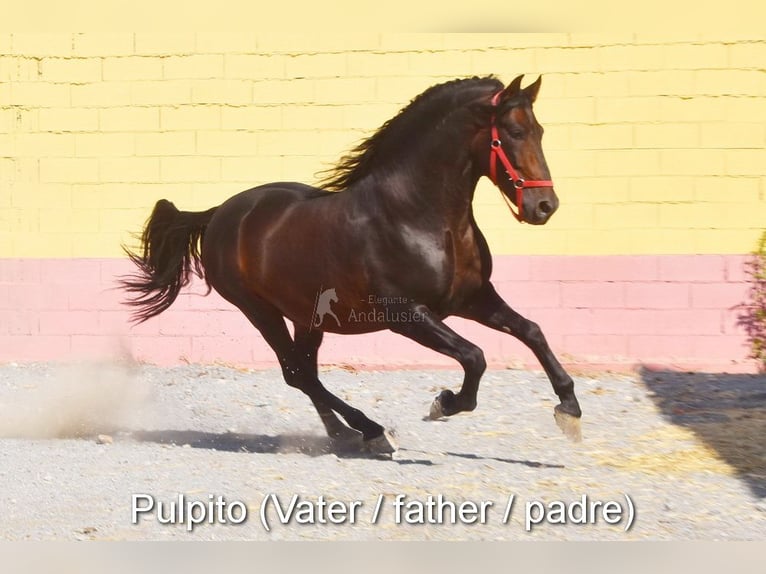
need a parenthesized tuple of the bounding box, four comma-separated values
(523, 75, 542, 103)
(499, 75, 524, 101)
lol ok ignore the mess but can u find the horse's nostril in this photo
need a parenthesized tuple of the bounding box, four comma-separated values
(538, 201, 553, 215)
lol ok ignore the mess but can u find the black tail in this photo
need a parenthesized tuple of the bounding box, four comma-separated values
(121, 199, 218, 323)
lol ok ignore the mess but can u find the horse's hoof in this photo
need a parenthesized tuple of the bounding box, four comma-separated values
(554, 407, 582, 442)
(428, 396, 446, 420)
(427, 389, 455, 420)
(363, 429, 398, 455)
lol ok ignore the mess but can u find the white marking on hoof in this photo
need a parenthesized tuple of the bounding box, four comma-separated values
(364, 429, 398, 454)
(428, 396, 446, 420)
(554, 409, 582, 442)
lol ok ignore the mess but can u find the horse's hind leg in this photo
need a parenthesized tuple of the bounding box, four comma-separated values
(292, 327, 363, 445)
(235, 299, 394, 452)
(292, 326, 396, 453)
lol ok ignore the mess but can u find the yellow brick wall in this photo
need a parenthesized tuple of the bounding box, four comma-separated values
(1, 33, 764, 257)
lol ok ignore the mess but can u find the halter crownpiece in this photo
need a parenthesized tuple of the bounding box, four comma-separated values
(488, 91, 554, 223)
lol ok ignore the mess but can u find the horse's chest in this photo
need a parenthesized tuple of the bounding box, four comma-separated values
(393, 223, 484, 308)
(445, 228, 484, 300)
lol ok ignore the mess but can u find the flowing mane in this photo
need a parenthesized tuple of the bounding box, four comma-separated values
(319, 76, 503, 192)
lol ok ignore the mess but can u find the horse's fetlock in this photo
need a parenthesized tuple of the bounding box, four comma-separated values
(557, 396, 582, 418)
(461, 397, 478, 412)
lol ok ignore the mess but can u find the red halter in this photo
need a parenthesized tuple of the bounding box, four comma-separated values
(488, 91, 554, 222)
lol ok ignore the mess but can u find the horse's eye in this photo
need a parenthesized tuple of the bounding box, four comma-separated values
(510, 130, 524, 140)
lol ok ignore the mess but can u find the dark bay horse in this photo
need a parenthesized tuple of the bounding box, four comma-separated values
(122, 75, 582, 454)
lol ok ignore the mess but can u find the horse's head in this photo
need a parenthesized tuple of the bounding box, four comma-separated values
(478, 75, 558, 225)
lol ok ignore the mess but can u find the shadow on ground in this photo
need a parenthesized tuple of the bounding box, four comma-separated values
(444, 451, 565, 469)
(127, 430, 560, 469)
(640, 366, 766, 498)
(128, 429, 435, 465)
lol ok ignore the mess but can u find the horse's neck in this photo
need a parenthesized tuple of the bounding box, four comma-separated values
(379, 125, 482, 221)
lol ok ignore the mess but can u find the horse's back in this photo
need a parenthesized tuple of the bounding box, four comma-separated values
(201, 182, 330, 292)
(216, 181, 326, 219)
(205, 181, 325, 239)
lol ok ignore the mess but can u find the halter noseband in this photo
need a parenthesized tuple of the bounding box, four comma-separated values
(488, 91, 553, 223)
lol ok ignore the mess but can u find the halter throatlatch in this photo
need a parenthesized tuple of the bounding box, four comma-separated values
(488, 91, 554, 223)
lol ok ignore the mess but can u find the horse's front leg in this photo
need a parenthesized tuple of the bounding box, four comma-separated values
(459, 283, 582, 441)
(388, 304, 486, 418)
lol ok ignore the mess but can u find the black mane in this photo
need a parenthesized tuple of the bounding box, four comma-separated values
(319, 76, 503, 192)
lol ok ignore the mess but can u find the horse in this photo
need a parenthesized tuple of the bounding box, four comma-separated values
(121, 75, 582, 454)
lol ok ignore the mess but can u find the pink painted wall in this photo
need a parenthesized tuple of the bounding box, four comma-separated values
(0, 255, 756, 373)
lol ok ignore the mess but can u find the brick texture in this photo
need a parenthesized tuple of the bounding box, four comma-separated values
(1, 34, 765, 258)
(1, 34, 764, 371)
(0, 255, 757, 372)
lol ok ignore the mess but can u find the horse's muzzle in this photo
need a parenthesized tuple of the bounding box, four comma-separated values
(526, 192, 559, 225)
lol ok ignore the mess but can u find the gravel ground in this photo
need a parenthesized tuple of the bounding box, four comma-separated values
(0, 361, 764, 541)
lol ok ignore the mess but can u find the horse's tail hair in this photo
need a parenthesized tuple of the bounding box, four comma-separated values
(120, 199, 218, 323)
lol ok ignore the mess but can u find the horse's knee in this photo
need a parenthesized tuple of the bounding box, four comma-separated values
(522, 320, 545, 347)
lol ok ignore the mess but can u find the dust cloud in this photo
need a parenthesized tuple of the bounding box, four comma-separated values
(0, 361, 151, 439)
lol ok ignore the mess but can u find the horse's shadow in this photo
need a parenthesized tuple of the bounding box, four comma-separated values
(128, 429, 436, 465)
(444, 451, 565, 469)
(126, 429, 560, 468)
(640, 366, 766, 498)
